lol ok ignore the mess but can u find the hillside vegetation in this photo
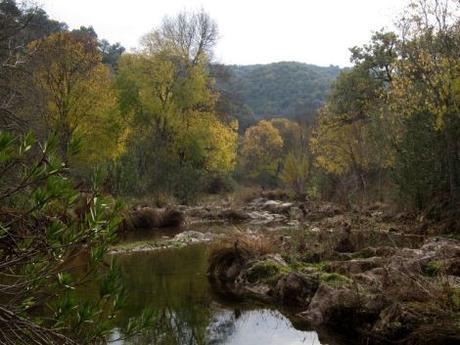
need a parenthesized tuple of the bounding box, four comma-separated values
(216, 62, 341, 124)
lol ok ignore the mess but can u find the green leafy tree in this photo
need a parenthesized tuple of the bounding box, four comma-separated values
(114, 10, 237, 201)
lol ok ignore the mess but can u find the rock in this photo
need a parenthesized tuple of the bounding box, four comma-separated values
(255, 200, 294, 215)
(420, 238, 460, 258)
(289, 206, 303, 220)
(247, 211, 286, 224)
(327, 257, 383, 274)
(299, 284, 358, 325)
(443, 257, 460, 276)
(220, 208, 249, 222)
(241, 285, 273, 302)
(259, 253, 288, 266)
(334, 238, 354, 253)
(174, 231, 213, 243)
(273, 272, 319, 307)
(242, 258, 288, 284)
(372, 303, 418, 339)
(208, 246, 246, 290)
(248, 197, 267, 208)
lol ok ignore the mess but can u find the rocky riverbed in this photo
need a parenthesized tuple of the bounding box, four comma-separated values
(112, 195, 460, 344)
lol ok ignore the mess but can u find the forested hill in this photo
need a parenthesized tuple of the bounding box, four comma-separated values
(214, 62, 341, 125)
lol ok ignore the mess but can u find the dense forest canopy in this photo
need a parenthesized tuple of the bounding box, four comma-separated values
(214, 62, 341, 126)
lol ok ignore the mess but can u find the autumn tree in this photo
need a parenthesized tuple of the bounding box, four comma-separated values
(281, 151, 310, 199)
(114, 10, 237, 201)
(310, 0, 460, 211)
(310, 31, 397, 202)
(29, 31, 123, 166)
(0, 3, 151, 343)
(239, 120, 284, 186)
(0, 0, 67, 131)
(390, 0, 460, 208)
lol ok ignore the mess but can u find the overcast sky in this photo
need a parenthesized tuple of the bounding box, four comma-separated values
(38, 0, 407, 67)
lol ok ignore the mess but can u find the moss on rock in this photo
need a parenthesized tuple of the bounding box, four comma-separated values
(319, 272, 353, 288)
(245, 260, 291, 284)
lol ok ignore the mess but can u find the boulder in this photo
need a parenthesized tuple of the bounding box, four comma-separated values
(299, 284, 358, 325)
(220, 208, 250, 222)
(262, 200, 294, 215)
(273, 272, 319, 307)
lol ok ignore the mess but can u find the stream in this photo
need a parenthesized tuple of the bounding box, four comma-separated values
(106, 239, 348, 345)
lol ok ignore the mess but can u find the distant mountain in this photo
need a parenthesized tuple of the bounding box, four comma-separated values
(213, 62, 342, 129)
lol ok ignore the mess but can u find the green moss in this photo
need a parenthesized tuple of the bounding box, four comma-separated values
(320, 272, 353, 288)
(246, 260, 291, 284)
(289, 260, 329, 272)
(423, 260, 443, 277)
(309, 262, 329, 271)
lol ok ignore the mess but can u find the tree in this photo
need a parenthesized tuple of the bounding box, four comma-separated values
(390, 0, 460, 207)
(309, 30, 398, 202)
(0, 1, 66, 131)
(239, 120, 284, 186)
(309, 0, 460, 210)
(310, 71, 391, 201)
(100, 39, 125, 69)
(0, 4, 151, 342)
(141, 9, 218, 65)
(29, 32, 123, 166)
(270, 118, 302, 155)
(114, 10, 237, 201)
(281, 152, 310, 199)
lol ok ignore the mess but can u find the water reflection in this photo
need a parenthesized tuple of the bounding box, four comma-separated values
(108, 244, 339, 345)
(207, 309, 320, 345)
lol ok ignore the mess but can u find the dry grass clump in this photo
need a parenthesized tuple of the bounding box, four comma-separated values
(122, 193, 177, 208)
(284, 226, 425, 264)
(373, 272, 460, 345)
(208, 232, 278, 287)
(229, 186, 263, 206)
(119, 207, 184, 232)
(209, 232, 276, 259)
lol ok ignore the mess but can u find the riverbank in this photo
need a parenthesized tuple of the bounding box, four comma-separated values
(111, 192, 460, 344)
(203, 196, 460, 345)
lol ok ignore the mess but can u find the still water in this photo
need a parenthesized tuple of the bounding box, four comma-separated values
(108, 244, 344, 345)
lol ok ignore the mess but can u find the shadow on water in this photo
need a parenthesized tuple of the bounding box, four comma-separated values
(106, 243, 348, 345)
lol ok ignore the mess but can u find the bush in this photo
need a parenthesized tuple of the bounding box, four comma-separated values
(0, 132, 152, 343)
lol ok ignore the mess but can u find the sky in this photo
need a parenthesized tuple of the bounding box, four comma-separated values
(38, 0, 406, 67)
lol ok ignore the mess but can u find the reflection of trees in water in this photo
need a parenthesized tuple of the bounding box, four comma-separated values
(206, 310, 238, 345)
(106, 245, 327, 345)
(123, 306, 211, 345)
(109, 244, 213, 345)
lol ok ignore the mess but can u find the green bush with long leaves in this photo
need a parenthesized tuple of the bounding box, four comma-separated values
(0, 131, 153, 344)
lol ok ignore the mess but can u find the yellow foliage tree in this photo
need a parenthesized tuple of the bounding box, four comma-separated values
(240, 120, 284, 183)
(29, 32, 124, 166)
(281, 151, 309, 198)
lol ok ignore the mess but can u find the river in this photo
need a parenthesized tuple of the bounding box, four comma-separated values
(106, 242, 348, 345)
